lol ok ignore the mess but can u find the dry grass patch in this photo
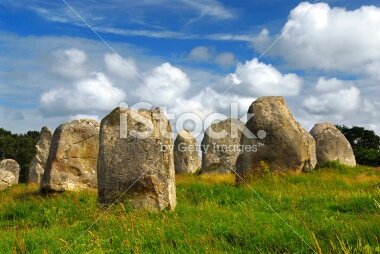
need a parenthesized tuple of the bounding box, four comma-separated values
(176, 173, 235, 185)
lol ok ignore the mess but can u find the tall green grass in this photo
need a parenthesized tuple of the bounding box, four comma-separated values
(0, 165, 379, 253)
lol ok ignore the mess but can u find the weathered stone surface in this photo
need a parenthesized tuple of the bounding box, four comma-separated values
(97, 107, 176, 211)
(236, 96, 316, 180)
(310, 123, 356, 167)
(0, 169, 16, 191)
(174, 130, 200, 174)
(201, 118, 245, 174)
(28, 126, 52, 184)
(41, 119, 99, 192)
(0, 159, 20, 183)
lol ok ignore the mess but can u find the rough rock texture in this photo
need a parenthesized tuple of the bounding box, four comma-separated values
(310, 123, 356, 167)
(0, 170, 16, 191)
(97, 107, 176, 211)
(174, 130, 201, 174)
(236, 96, 317, 181)
(40, 119, 99, 192)
(28, 126, 52, 184)
(0, 159, 20, 183)
(201, 119, 245, 174)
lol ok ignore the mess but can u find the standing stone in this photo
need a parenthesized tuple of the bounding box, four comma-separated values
(174, 130, 200, 174)
(310, 123, 356, 167)
(236, 96, 317, 181)
(201, 119, 245, 174)
(97, 107, 176, 211)
(0, 159, 20, 183)
(0, 170, 16, 191)
(40, 119, 99, 192)
(28, 127, 52, 184)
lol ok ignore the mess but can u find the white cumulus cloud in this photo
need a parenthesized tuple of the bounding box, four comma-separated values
(135, 62, 191, 107)
(104, 53, 138, 80)
(303, 78, 361, 115)
(187, 46, 236, 68)
(171, 87, 253, 138)
(52, 48, 87, 79)
(188, 46, 212, 61)
(225, 58, 302, 97)
(215, 52, 236, 67)
(40, 72, 126, 116)
(253, 2, 380, 78)
(315, 77, 353, 93)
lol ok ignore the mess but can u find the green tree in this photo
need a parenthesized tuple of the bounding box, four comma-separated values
(336, 125, 380, 166)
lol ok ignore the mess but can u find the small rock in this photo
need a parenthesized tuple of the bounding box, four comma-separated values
(0, 169, 16, 191)
(0, 159, 20, 183)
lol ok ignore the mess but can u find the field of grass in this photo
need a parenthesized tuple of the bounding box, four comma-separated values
(1, 164, 380, 253)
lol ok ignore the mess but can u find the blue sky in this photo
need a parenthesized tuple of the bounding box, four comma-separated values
(1, 0, 380, 135)
(0, 0, 288, 67)
(2, 0, 377, 66)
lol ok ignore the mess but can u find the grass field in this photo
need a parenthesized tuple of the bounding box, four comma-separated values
(1, 163, 380, 254)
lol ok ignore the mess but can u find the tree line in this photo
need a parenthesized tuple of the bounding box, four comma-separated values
(0, 128, 40, 183)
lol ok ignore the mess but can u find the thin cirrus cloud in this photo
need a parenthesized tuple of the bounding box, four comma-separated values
(180, 0, 235, 20)
(4, 0, 235, 25)
(2, 0, 248, 42)
(95, 27, 255, 42)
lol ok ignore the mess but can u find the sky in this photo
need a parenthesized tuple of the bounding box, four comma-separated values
(1, 0, 380, 137)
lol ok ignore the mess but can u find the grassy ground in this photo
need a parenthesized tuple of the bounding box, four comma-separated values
(0, 164, 379, 254)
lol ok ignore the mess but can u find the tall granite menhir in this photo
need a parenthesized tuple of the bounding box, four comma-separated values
(40, 119, 99, 192)
(174, 129, 200, 174)
(237, 96, 316, 182)
(201, 119, 245, 174)
(29, 126, 52, 184)
(97, 107, 176, 211)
